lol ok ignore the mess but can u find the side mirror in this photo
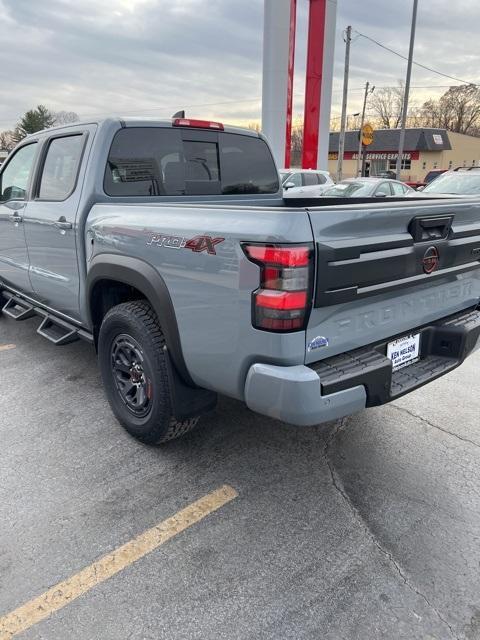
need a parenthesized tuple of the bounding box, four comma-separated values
(284, 181, 296, 190)
(1, 185, 26, 202)
(374, 192, 388, 197)
(416, 186, 424, 191)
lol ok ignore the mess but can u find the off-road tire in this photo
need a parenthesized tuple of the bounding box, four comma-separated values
(98, 300, 199, 444)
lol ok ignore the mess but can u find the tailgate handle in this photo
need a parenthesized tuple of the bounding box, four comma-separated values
(409, 215, 453, 242)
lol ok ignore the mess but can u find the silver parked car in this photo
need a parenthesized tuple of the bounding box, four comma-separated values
(416, 169, 480, 196)
(280, 168, 334, 198)
(323, 177, 415, 198)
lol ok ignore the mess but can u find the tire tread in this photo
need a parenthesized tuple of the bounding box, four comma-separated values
(99, 300, 199, 444)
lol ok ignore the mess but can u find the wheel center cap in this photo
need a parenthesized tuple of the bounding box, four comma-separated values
(130, 365, 143, 384)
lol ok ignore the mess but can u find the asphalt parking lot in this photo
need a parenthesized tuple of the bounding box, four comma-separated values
(1, 314, 480, 640)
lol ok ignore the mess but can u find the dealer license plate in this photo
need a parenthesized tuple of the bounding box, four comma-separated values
(387, 333, 421, 372)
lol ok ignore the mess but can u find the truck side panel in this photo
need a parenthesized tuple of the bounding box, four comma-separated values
(86, 203, 314, 399)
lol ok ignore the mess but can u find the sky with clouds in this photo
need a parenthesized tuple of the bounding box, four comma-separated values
(0, 0, 479, 132)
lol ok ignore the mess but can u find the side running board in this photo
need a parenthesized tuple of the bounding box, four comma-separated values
(37, 315, 79, 346)
(2, 296, 35, 320)
(1, 291, 93, 345)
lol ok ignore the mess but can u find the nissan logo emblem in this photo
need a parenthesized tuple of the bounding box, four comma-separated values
(422, 246, 440, 274)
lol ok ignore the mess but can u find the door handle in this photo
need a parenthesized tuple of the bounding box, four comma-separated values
(9, 213, 23, 223)
(54, 217, 73, 230)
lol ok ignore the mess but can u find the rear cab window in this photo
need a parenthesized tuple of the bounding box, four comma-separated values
(104, 127, 279, 197)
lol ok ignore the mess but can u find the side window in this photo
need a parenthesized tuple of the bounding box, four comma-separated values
(39, 135, 84, 200)
(391, 182, 405, 196)
(287, 172, 302, 187)
(303, 173, 318, 186)
(317, 173, 327, 185)
(0, 143, 37, 202)
(374, 182, 392, 196)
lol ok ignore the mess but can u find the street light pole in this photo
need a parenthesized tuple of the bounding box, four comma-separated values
(396, 0, 418, 180)
(356, 81, 374, 177)
(337, 25, 351, 182)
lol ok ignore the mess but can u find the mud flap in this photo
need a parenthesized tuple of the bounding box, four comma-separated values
(164, 347, 217, 421)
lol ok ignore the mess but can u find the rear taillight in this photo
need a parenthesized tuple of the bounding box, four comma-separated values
(243, 243, 313, 332)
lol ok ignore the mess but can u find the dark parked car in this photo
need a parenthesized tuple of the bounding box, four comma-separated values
(374, 170, 396, 180)
(424, 169, 447, 184)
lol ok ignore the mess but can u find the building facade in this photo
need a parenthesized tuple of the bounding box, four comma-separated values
(328, 128, 480, 182)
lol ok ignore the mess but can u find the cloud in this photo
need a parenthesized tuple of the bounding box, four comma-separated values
(0, 0, 479, 131)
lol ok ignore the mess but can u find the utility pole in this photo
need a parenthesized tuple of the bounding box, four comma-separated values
(396, 0, 418, 180)
(337, 25, 351, 182)
(356, 81, 374, 177)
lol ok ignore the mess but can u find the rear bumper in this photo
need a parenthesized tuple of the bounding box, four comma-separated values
(244, 306, 480, 426)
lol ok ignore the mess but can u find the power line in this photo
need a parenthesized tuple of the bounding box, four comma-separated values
(354, 30, 479, 86)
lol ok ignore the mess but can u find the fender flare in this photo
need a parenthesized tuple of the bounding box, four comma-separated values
(86, 254, 195, 387)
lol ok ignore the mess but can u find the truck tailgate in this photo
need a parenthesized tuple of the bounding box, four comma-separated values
(305, 198, 480, 363)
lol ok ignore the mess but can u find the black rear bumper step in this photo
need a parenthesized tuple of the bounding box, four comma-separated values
(309, 306, 480, 405)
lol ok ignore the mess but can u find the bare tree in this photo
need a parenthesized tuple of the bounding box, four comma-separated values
(0, 130, 16, 151)
(369, 82, 404, 128)
(247, 121, 260, 133)
(419, 85, 480, 135)
(53, 110, 80, 126)
(290, 119, 303, 167)
(329, 117, 341, 132)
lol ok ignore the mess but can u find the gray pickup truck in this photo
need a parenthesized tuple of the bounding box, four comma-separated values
(1, 117, 480, 444)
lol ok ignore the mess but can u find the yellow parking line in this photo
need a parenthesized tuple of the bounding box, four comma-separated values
(0, 484, 238, 639)
(0, 344, 15, 352)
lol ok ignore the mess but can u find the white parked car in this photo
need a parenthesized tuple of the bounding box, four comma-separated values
(280, 168, 334, 198)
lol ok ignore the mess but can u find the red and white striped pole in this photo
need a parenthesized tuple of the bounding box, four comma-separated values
(302, 0, 337, 169)
(262, 0, 337, 170)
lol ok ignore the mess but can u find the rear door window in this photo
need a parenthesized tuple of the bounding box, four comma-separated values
(317, 173, 327, 185)
(391, 182, 406, 196)
(374, 182, 393, 196)
(38, 135, 84, 200)
(104, 127, 279, 196)
(303, 173, 318, 186)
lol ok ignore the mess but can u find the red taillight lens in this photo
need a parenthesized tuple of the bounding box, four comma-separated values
(255, 290, 307, 309)
(243, 243, 313, 332)
(172, 118, 224, 130)
(245, 245, 310, 267)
